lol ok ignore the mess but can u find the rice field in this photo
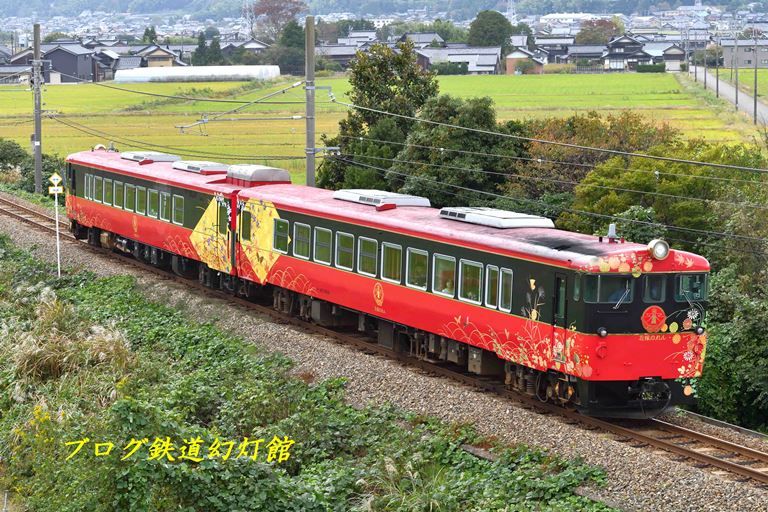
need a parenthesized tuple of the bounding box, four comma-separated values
(0, 72, 758, 181)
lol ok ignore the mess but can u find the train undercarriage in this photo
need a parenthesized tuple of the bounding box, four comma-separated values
(72, 220, 691, 419)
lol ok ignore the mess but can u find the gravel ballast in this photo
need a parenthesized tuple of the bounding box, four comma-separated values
(2, 203, 768, 512)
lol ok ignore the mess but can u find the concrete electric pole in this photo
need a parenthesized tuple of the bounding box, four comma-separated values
(305, 15, 316, 187)
(33, 23, 43, 195)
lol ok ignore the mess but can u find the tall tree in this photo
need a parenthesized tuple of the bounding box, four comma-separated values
(574, 19, 623, 45)
(244, 0, 307, 42)
(191, 32, 208, 65)
(317, 41, 438, 189)
(142, 26, 157, 44)
(207, 37, 224, 65)
(42, 31, 70, 43)
(279, 20, 304, 48)
(468, 10, 514, 54)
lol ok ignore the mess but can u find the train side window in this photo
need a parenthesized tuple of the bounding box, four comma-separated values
(293, 223, 311, 259)
(313, 227, 332, 265)
(159, 192, 171, 222)
(114, 181, 124, 209)
(573, 274, 581, 302)
(217, 203, 228, 234)
(94, 176, 103, 203)
(406, 248, 428, 290)
(584, 275, 633, 303)
(433, 254, 456, 298)
(124, 184, 135, 212)
(335, 232, 354, 270)
(136, 187, 146, 215)
(459, 260, 482, 304)
(273, 219, 289, 253)
(485, 265, 499, 308)
(381, 243, 402, 284)
(84, 174, 92, 199)
(643, 275, 666, 303)
(499, 269, 513, 312)
(103, 178, 113, 205)
(675, 274, 708, 302)
(358, 237, 378, 277)
(172, 195, 184, 225)
(147, 189, 159, 218)
(240, 211, 252, 242)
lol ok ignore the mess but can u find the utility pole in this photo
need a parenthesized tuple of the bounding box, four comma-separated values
(753, 29, 758, 124)
(734, 29, 739, 110)
(305, 15, 315, 187)
(32, 23, 42, 195)
(716, 36, 720, 98)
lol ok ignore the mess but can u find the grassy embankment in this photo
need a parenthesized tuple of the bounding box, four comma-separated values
(0, 236, 614, 511)
(0, 73, 758, 182)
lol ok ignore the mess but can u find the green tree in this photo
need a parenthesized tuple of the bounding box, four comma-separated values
(317, 41, 438, 189)
(42, 31, 70, 43)
(387, 95, 528, 208)
(203, 26, 220, 39)
(142, 26, 158, 44)
(0, 138, 28, 171)
(207, 37, 224, 64)
(468, 10, 514, 55)
(191, 32, 208, 65)
(574, 19, 623, 45)
(279, 20, 304, 48)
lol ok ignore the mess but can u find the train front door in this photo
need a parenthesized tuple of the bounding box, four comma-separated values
(552, 273, 568, 364)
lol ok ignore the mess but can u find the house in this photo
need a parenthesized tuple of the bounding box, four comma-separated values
(642, 42, 685, 70)
(0, 46, 11, 64)
(603, 35, 652, 70)
(533, 36, 574, 63)
(136, 45, 185, 67)
(416, 46, 502, 74)
(0, 65, 32, 84)
(316, 45, 360, 68)
(720, 39, 768, 69)
(566, 45, 606, 65)
(399, 32, 445, 48)
(338, 30, 377, 46)
(505, 48, 544, 74)
(10, 43, 94, 82)
(220, 39, 269, 58)
(510, 35, 529, 49)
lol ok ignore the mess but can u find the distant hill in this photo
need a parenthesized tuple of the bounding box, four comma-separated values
(0, 0, 748, 20)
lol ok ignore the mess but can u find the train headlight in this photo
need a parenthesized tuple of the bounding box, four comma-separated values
(648, 239, 670, 260)
(695, 326, 705, 335)
(597, 327, 608, 338)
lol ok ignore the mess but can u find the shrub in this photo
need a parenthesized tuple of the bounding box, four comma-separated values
(543, 63, 576, 74)
(636, 64, 665, 73)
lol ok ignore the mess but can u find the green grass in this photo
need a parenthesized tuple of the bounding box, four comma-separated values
(0, 73, 758, 181)
(719, 68, 768, 101)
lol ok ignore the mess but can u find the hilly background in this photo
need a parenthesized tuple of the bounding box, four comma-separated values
(0, 0, 745, 20)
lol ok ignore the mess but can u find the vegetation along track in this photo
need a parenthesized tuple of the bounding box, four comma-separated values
(1, 194, 767, 487)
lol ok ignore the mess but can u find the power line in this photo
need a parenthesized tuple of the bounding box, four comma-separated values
(57, 72, 309, 104)
(49, 115, 304, 161)
(335, 152, 768, 211)
(331, 98, 768, 175)
(330, 154, 768, 244)
(336, 134, 766, 187)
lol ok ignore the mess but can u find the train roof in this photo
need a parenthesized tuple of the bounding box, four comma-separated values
(240, 184, 710, 273)
(66, 150, 289, 195)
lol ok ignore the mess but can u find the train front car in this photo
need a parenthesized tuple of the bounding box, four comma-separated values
(566, 237, 710, 418)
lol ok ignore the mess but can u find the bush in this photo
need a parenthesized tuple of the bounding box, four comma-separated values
(543, 63, 575, 74)
(636, 64, 665, 73)
(431, 61, 468, 75)
(680, 62, 688, 72)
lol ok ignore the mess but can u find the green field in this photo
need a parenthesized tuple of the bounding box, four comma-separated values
(0, 73, 758, 181)
(719, 68, 768, 101)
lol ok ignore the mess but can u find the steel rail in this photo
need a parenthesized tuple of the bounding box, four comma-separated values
(1, 195, 767, 485)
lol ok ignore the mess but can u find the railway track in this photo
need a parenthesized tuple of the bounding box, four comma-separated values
(2, 194, 767, 487)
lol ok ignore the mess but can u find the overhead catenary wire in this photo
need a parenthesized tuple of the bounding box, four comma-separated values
(336, 134, 767, 187)
(330, 154, 768, 245)
(335, 152, 768, 212)
(331, 98, 768, 175)
(49, 115, 304, 161)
